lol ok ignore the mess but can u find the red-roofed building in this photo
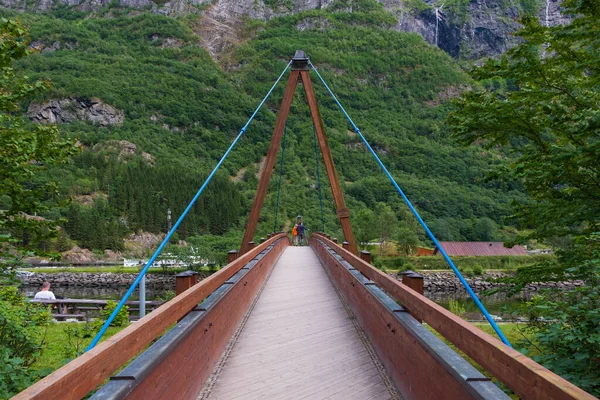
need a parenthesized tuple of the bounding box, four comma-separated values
(433, 242, 527, 257)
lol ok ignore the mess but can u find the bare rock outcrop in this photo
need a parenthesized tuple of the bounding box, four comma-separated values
(28, 98, 124, 126)
(0, 0, 569, 60)
(62, 246, 96, 264)
(92, 140, 155, 165)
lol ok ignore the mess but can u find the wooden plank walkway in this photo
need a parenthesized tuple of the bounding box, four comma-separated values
(201, 247, 398, 400)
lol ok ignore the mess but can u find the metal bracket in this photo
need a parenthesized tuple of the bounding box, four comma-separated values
(291, 50, 309, 70)
(336, 207, 350, 218)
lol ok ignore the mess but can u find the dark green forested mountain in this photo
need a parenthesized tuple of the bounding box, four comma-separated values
(5, 0, 525, 255)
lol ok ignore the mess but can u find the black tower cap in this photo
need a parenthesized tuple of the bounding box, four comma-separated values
(291, 50, 309, 70)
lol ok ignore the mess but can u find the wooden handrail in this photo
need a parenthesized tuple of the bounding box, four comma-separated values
(310, 233, 596, 400)
(15, 233, 288, 400)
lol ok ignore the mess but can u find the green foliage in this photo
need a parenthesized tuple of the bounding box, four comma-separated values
(378, 254, 554, 270)
(450, 4, 600, 242)
(472, 264, 483, 275)
(448, 298, 466, 317)
(4, 4, 525, 256)
(156, 290, 176, 302)
(521, 285, 600, 395)
(472, 217, 498, 241)
(396, 226, 420, 256)
(101, 300, 129, 327)
(440, 0, 471, 24)
(32, 322, 124, 374)
(403, 0, 431, 15)
(519, 0, 542, 16)
(353, 208, 376, 247)
(374, 202, 397, 255)
(0, 18, 76, 258)
(0, 287, 52, 398)
(62, 321, 97, 359)
(451, 2, 600, 394)
(0, 19, 73, 397)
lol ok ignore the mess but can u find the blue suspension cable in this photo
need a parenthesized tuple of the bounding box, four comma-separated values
(86, 61, 292, 352)
(273, 123, 287, 232)
(308, 61, 512, 347)
(313, 125, 325, 232)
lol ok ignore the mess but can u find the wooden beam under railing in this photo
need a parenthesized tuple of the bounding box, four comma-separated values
(15, 233, 288, 400)
(309, 233, 596, 400)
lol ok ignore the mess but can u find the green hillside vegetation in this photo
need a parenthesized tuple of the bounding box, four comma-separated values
(5, 0, 524, 256)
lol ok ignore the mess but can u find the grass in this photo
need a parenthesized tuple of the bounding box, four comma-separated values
(427, 322, 535, 398)
(35, 322, 125, 373)
(376, 254, 556, 271)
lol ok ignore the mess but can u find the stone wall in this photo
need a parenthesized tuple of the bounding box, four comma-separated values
(420, 271, 585, 293)
(19, 271, 212, 287)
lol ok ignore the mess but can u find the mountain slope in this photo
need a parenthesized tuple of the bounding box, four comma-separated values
(6, 4, 524, 253)
(1, 0, 568, 60)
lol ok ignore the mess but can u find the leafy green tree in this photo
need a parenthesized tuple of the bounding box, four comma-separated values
(0, 18, 75, 260)
(0, 287, 52, 397)
(353, 208, 376, 248)
(473, 217, 498, 241)
(449, 1, 600, 242)
(520, 233, 600, 395)
(396, 226, 420, 256)
(450, 1, 600, 393)
(374, 202, 397, 256)
(0, 18, 74, 397)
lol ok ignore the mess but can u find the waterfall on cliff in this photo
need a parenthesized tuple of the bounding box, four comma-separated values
(434, 4, 444, 47)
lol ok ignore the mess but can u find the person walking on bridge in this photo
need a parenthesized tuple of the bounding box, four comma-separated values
(292, 223, 298, 246)
(296, 216, 307, 246)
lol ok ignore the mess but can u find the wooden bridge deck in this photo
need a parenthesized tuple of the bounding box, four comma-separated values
(201, 247, 399, 400)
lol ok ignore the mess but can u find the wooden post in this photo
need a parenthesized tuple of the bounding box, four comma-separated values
(360, 250, 371, 264)
(240, 70, 300, 255)
(342, 241, 350, 250)
(401, 270, 424, 322)
(247, 241, 256, 250)
(300, 69, 358, 256)
(175, 271, 198, 295)
(227, 250, 238, 264)
(332, 238, 338, 244)
(259, 237, 266, 244)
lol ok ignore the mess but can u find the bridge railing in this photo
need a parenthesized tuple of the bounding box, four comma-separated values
(14, 233, 289, 400)
(310, 233, 595, 400)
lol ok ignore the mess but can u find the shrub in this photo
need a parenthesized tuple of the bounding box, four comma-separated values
(448, 299, 466, 317)
(472, 264, 483, 276)
(0, 287, 52, 397)
(156, 290, 176, 302)
(462, 268, 475, 277)
(101, 301, 129, 327)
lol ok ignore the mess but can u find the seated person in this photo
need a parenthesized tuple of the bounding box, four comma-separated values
(34, 281, 56, 300)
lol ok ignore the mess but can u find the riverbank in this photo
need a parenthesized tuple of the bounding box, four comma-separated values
(419, 270, 585, 293)
(18, 271, 213, 287)
(18, 269, 585, 294)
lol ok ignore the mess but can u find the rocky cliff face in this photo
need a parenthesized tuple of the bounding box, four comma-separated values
(28, 98, 124, 126)
(1, 0, 567, 59)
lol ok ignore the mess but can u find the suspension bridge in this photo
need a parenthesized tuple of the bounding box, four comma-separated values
(14, 51, 596, 400)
